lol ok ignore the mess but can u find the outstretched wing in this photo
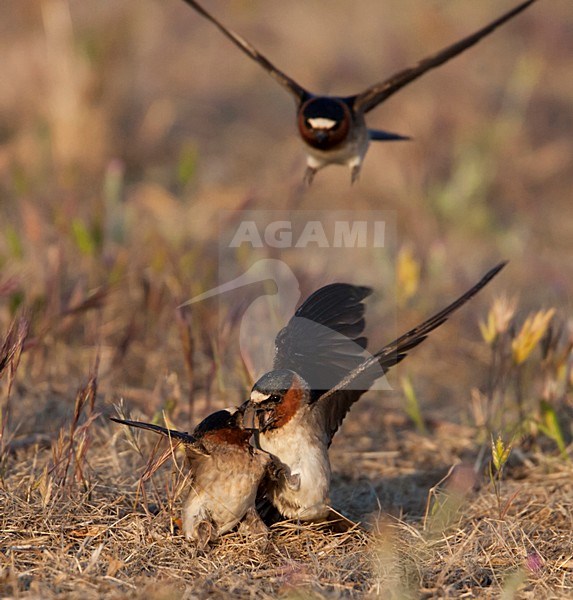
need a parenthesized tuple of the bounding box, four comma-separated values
(273, 283, 372, 398)
(181, 0, 310, 103)
(353, 0, 536, 114)
(110, 417, 209, 455)
(313, 262, 506, 445)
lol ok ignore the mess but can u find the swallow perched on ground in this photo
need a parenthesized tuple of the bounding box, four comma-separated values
(181, 0, 536, 183)
(243, 263, 505, 521)
(111, 408, 297, 547)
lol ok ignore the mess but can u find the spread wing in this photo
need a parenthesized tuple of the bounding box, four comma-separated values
(181, 0, 310, 103)
(110, 417, 209, 455)
(353, 0, 536, 115)
(273, 283, 372, 399)
(313, 262, 506, 445)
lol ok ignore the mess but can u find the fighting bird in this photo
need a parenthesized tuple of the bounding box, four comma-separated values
(181, 0, 537, 183)
(243, 263, 505, 521)
(111, 408, 296, 547)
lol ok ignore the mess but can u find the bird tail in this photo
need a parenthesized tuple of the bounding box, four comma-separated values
(109, 417, 196, 443)
(368, 129, 411, 142)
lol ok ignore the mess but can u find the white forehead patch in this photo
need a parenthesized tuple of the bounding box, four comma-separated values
(250, 390, 271, 404)
(307, 117, 337, 130)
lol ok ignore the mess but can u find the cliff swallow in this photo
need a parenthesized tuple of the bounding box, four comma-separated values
(111, 408, 296, 547)
(181, 0, 536, 183)
(243, 262, 505, 521)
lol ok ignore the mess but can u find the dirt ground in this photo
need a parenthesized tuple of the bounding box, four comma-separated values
(1, 0, 572, 597)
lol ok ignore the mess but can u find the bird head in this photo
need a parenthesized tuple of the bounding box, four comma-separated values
(298, 97, 351, 150)
(242, 369, 310, 432)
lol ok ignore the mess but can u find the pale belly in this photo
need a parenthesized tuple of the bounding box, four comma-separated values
(305, 128, 369, 169)
(260, 422, 331, 520)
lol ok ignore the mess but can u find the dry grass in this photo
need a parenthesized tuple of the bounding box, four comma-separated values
(1, 0, 573, 597)
(1, 410, 572, 598)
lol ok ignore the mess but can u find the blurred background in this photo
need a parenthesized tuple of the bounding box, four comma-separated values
(0, 0, 571, 435)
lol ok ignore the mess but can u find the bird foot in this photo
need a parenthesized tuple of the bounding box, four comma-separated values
(269, 455, 301, 491)
(239, 507, 269, 537)
(190, 519, 215, 551)
(350, 165, 361, 185)
(239, 507, 270, 549)
(303, 166, 317, 186)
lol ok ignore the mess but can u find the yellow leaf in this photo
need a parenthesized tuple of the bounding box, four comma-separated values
(492, 435, 511, 472)
(479, 296, 517, 345)
(397, 246, 420, 307)
(511, 308, 555, 365)
(479, 311, 497, 345)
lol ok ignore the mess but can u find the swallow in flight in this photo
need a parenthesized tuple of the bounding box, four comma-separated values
(181, 0, 536, 183)
(243, 262, 505, 521)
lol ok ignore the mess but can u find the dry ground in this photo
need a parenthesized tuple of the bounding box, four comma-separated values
(1, 0, 573, 597)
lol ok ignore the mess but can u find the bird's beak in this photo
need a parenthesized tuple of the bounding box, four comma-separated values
(248, 430, 261, 450)
(242, 404, 259, 431)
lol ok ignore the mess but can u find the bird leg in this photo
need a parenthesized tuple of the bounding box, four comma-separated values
(268, 454, 301, 491)
(238, 506, 269, 537)
(194, 519, 215, 550)
(250, 432, 301, 491)
(303, 165, 317, 186)
(350, 164, 361, 185)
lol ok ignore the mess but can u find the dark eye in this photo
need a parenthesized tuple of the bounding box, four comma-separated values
(269, 394, 281, 403)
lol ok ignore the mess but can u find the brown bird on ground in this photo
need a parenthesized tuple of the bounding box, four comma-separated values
(111, 407, 297, 547)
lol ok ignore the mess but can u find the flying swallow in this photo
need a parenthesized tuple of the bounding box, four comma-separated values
(111, 408, 296, 547)
(243, 262, 506, 521)
(181, 0, 537, 183)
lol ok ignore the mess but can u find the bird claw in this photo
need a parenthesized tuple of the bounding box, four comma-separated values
(303, 166, 317, 186)
(350, 165, 361, 185)
(286, 472, 301, 491)
(269, 455, 301, 491)
(239, 507, 269, 537)
(193, 519, 214, 551)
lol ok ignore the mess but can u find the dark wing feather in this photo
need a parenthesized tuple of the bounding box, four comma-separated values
(110, 417, 209, 455)
(313, 262, 506, 445)
(273, 284, 372, 398)
(181, 0, 309, 103)
(192, 408, 238, 436)
(353, 0, 536, 114)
